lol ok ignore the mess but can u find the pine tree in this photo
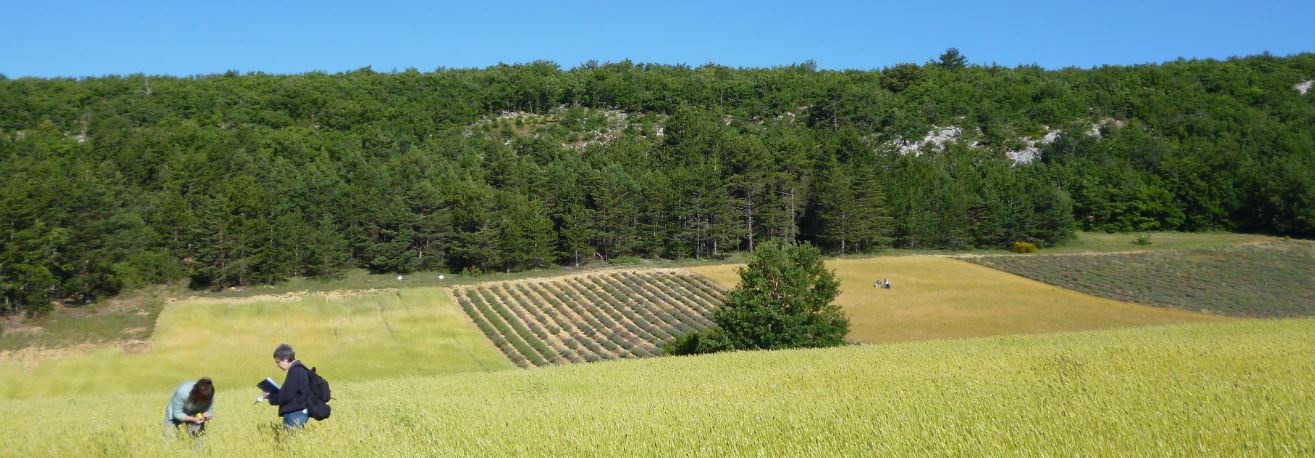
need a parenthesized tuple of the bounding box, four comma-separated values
(936, 48, 968, 70)
(849, 165, 894, 251)
(816, 163, 857, 253)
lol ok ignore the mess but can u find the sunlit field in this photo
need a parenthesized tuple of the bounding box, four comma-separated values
(689, 257, 1225, 344)
(2, 318, 1311, 456)
(0, 288, 510, 399)
(970, 241, 1315, 317)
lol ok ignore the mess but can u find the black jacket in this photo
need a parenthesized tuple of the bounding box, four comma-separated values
(269, 361, 309, 415)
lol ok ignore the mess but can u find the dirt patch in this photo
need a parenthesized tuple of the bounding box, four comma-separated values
(0, 343, 98, 370)
(459, 267, 694, 290)
(326, 288, 397, 301)
(121, 339, 152, 355)
(169, 291, 310, 306)
(0, 339, 155, 369)
(169, 288, 398, 306)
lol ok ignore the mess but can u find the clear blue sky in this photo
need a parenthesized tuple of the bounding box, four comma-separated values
(3, 0, 1312, 78)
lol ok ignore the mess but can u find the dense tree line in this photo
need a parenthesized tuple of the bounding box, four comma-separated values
(2, 53, 1313, 314)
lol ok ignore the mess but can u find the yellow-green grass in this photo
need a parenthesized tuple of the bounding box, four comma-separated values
(687, 257, 1224, 344)
(2, 318, 1311, 456)
(0, 288, 510, 400)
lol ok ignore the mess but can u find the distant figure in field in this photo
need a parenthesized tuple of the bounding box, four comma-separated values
(884, 279, 892, 289)
(264, 343, 310, 429)
(163, 377, 214, 440)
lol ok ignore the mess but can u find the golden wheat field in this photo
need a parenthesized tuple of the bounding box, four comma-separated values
(1, 318, 1311, 456)
(688, 257, 1226, 343)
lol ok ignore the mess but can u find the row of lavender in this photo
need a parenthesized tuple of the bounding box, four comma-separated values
(454, 271, 726, 367)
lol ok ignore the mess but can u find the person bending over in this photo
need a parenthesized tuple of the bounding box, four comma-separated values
(163, 377, 214, 439)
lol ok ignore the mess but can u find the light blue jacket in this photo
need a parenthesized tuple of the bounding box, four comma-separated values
(164, 381, 214, 422)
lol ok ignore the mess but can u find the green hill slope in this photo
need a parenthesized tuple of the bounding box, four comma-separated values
(3, 318, 1311, 456)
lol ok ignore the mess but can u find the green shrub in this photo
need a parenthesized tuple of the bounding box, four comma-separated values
(607, 256, 642, 266)
(1134, 233, 1153, 246)
(1012, 241, 1038, 253)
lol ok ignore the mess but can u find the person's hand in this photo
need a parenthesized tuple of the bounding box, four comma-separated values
(262, 392, 270, 399)
(198, 412, 209, 423)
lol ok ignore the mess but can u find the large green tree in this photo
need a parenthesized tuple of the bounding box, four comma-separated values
(669, 241, 848, 354)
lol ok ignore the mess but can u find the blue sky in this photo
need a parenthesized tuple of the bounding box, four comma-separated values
(2, 0, 1312, 77)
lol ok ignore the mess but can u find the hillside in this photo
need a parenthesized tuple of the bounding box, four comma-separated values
(4, 54, 1315, 314)
(2, 318, 1311, 456)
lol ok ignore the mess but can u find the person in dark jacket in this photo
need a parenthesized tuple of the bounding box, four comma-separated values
(263, 343, 310, 429)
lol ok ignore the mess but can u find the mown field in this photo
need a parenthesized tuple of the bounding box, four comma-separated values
(454, 270, 723, 367)
(1043, 231, 1280, 253)
(688, 257, 1223, 344)
(0, 288, 510, 399)
(969, 241, 1315, 317)
(2, 318, 1311, 456)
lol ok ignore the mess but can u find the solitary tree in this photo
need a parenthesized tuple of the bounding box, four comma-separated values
(667, 241, 848, 354)
(936, 48, 968, 70)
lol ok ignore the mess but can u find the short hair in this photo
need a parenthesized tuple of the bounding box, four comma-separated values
(189, 378, 214, 405)
(273, 343, 296, 362)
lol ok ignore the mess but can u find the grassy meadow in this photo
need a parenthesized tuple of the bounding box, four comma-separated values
(1043, 231, 1280, 253)
(2, 318, 1312, 456)
(0, 288, 510, 399)
(688, 257, 1224, 344)
(970, 241, 1315, 317)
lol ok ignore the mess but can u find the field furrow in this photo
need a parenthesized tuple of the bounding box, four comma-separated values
(620, 272, 716, 329)
(560, 278, 656, 356)
(539, 281, 641, 358)
(515, 283, 615, 362)
(453, 270, 723, 366)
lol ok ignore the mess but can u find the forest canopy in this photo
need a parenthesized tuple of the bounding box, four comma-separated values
(2, 52, 1313, 314)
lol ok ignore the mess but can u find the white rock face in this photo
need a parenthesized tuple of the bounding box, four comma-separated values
(896, 126, 964, 155)
(1005, 129, 1061, 164)
(1296, 80, 1313, 95)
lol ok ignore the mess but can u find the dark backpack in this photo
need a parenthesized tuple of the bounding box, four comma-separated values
(305, 366, 332, 421)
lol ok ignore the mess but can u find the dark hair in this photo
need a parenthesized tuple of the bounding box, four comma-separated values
(273, 343, 296, 362)
(188, 378, 214, 405)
